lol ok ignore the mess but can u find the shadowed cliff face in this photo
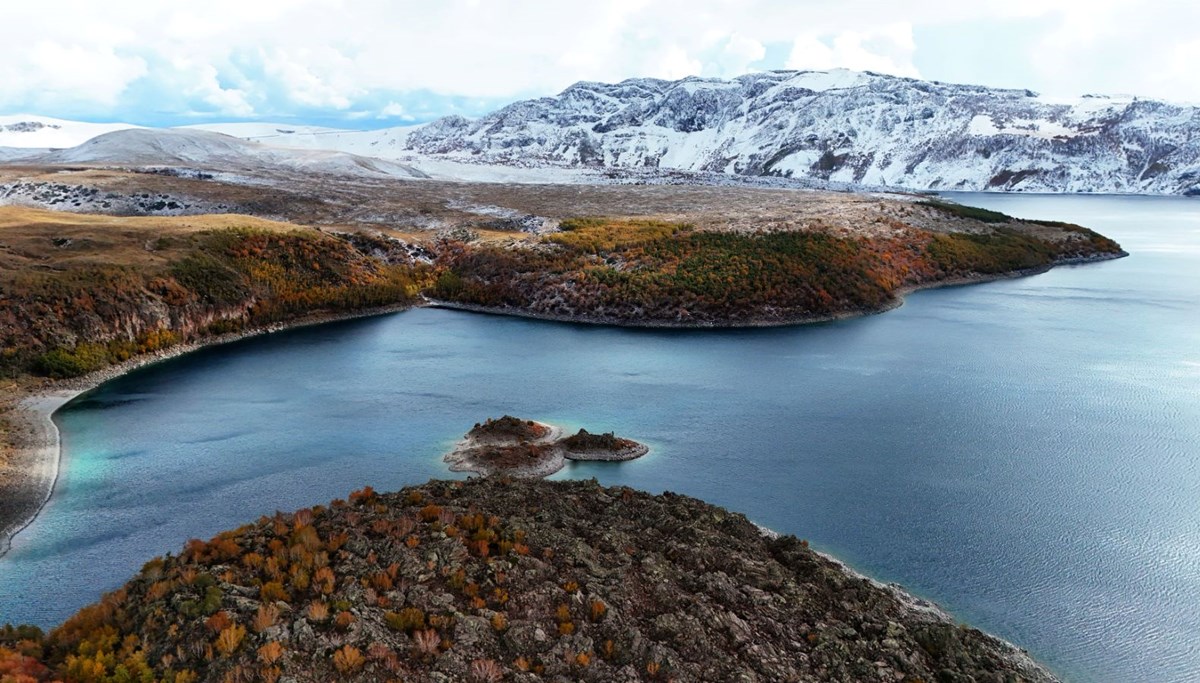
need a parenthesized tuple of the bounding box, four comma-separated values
(3, 478, 1058, 683)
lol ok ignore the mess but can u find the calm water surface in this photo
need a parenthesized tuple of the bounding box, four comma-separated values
(2, 194, 1198, 682)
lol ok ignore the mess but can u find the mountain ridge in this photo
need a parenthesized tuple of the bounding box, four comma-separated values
(401, 68, 1200, 194)
(3, 69, 1199, 194)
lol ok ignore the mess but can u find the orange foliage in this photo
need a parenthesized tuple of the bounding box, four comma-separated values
(332, 645, 364, 674)
(257, 641, 285, 665)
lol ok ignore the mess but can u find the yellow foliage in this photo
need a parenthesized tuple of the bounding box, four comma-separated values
(214, 624, 246, 658)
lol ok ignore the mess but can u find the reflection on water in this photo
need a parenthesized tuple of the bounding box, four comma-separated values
(2, 194, 1198, 683)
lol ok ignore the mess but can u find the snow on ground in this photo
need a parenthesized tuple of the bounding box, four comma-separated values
(0, 147, 44, 162)
(35, 128, 429, 180)
(780, 68, 874, 92)
(0, 115, 140, 148)
(405, 157, 597, 183)
(967, 115, 1083, 139)
(184, 122, 425, 161)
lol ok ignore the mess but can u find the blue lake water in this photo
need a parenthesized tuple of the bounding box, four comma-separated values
(1, 193, 1198, 682)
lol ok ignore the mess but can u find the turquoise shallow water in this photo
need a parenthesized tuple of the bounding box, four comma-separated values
(1, 194, 1198, 682)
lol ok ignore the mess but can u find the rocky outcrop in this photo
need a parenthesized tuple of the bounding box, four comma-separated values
(9, 478, 1059, 682)
(444, 419, 648, 478)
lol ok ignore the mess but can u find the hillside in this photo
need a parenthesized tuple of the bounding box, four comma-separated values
(36, 129, 429, 180)
(401, 69, 1200, 195)
(0, 180, 1126, 383)
(430, 205, 1125, 326)
(0, 477, 1059, 682)
(0, 207, 428, 380)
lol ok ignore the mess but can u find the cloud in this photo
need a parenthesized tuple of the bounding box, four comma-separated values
(786, 24, 919, 78)
(0, 0, 1196, 125)
(714, 33, 767, 78)
(378, 102, 415, 121)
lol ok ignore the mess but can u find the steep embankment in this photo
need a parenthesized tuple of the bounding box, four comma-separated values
(0, 478, 1059, 682)
(0, 208, 425, 379)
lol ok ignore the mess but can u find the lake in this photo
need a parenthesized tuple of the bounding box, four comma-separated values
(2, 193, 1197, 682)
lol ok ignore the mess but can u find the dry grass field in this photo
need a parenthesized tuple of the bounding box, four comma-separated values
(0, 206, 314, 279)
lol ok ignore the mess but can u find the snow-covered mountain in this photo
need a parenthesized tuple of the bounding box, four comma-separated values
(6, 69, 1200, 193)
(400, 69, 1200, 195)
(0, 115, 139, 148)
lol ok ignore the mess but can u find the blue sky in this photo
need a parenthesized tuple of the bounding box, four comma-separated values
(2, 1, 1196, 128)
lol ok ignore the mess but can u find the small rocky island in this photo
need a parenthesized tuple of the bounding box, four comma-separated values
(444, 416, 649, 478)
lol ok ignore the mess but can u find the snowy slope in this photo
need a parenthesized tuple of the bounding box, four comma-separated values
(0, 115, 140, 148)
(184, 122, 598, 183)
(37, 128, 429, 179)
(0, 147, 43, 162)
(399, 69, 1200, 195)
(185, 122, 424, 160)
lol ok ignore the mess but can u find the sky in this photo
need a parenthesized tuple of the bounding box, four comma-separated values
(1, 0, 1197, 128)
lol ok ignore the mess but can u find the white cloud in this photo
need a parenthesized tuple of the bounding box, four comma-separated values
(653, 45, 704, 80)
(786, 24, 919, 78)
(378, 102, 415, 121)
(168, 59, 255, 117)
(260, 47, 362, 110)
(0, 41, 146, 108)
(710, 33, 767, 78)
(0, 0, 1197, 121)
(1017, 0, 1200, 102)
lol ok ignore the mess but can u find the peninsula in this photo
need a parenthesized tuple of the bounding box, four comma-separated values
(0, 478, 1060, 682)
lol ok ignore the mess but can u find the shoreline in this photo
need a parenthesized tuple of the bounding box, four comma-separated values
(0, 302, 414, 560)
(425, 250, 1128, 329)
(0, 287, 1081, 679)
(0, 250, 1126, 558)
(1, 250, 1126, 557)
(748, 522, 1058, 681)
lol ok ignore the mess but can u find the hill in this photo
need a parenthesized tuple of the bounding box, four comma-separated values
(35, 129, 430, 180)
(0, 477, 1058, 682)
